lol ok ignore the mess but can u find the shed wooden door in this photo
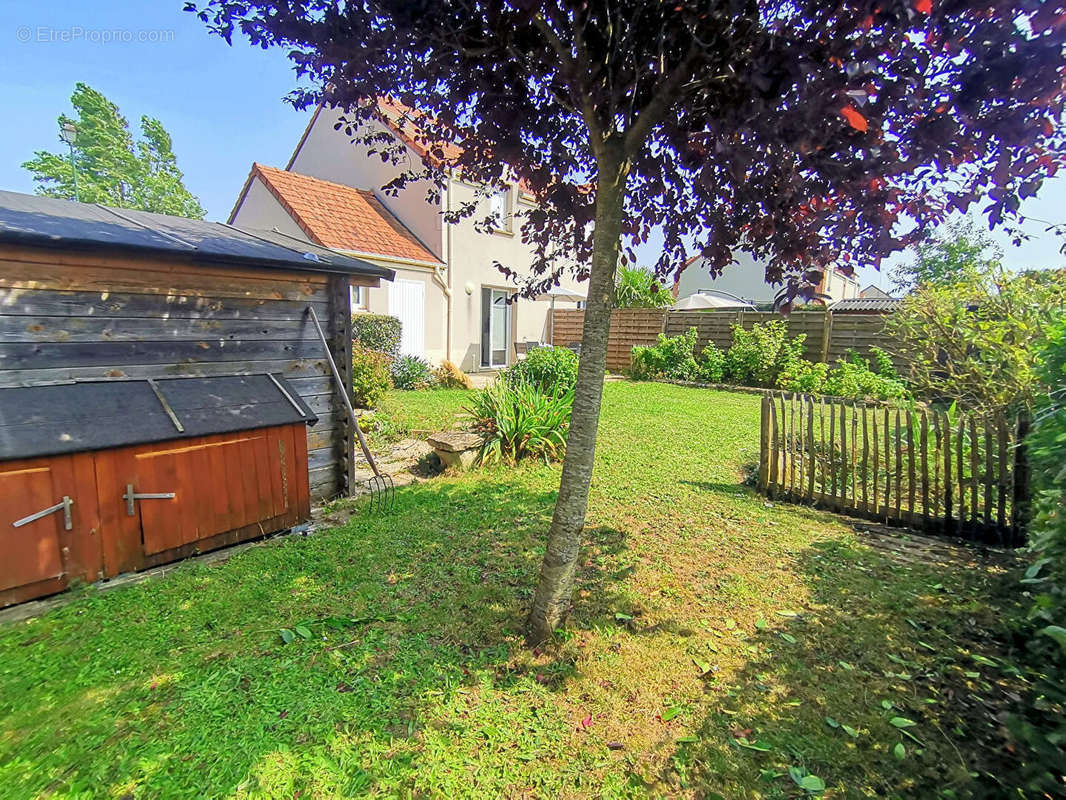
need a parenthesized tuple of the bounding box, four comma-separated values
(134, 432, 280, 554)
(0, 454, 102, 605)
(95, 426, 307, 570)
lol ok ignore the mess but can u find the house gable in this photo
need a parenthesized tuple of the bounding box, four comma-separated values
(284, 106, 444, 259)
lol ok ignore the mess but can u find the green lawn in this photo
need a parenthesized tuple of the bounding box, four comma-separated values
(0, 383, 1026, 799)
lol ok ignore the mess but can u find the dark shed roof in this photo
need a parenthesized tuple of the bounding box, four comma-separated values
(831, 297, 902, 313)
(0, 375, 316, 461)
(0, 190, 395, 280)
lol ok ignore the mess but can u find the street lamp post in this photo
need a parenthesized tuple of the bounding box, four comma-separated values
(59, 122, 79, 202)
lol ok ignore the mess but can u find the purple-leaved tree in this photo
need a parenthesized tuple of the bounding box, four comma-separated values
(189, 0, 1065, 643)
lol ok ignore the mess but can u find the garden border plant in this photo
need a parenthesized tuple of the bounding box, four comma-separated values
(630, 321, 908, 402)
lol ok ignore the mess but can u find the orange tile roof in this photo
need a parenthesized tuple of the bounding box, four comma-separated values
(248, 163, 442, 265)
(375, 98, 535, 194)
(375, 97, 465, 166)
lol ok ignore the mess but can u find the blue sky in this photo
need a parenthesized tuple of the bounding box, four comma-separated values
(1, 0, 1063, 291)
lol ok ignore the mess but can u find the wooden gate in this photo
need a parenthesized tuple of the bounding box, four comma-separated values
(757, 393, 1028, 546)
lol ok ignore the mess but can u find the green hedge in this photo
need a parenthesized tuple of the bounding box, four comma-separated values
(352, 314, 402, 361)
(1010, 314, 1066, 792)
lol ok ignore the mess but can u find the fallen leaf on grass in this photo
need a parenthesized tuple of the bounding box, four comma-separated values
(661, 706, 682, 722)
(735, 737, 772, 752)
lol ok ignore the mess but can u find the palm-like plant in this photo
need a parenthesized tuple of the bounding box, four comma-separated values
(615, 266, 674, 309)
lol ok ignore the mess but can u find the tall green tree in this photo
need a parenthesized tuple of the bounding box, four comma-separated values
(891, 218, 1002, 293)
(22, 83, 205, 219)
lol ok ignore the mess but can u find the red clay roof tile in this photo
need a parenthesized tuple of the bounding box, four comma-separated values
(251, 163, 441, 265)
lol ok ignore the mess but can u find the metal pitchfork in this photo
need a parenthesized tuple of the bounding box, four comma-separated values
(307, 306, 395, 513)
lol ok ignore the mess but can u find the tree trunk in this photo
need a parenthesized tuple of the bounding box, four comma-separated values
(526, 143, 628, 644)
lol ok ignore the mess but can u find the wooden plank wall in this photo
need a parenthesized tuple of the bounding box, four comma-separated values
(550, 308, 667, 371)
(0, 245, 359, 500)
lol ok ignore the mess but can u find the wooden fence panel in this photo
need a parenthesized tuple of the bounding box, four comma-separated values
(550, 308, 666, 371)
(758, 393, 1027, 546)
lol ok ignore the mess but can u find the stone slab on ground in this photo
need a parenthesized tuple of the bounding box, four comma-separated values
(427, 431, 483, 470)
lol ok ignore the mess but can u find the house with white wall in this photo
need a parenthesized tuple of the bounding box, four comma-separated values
(229, 100, 583, 372)
(675, 252, 861, 307)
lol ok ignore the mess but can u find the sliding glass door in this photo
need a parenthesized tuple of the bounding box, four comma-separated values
(480, 288, 511, 368)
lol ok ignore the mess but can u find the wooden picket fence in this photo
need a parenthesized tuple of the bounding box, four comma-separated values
(757, 394, 1030, 546)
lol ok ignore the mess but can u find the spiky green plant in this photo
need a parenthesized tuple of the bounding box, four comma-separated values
(463, 379, 573, 465)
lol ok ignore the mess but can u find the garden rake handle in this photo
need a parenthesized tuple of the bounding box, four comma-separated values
(306, 306, 383, 479)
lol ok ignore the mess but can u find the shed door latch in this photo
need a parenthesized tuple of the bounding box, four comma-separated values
(13, 496, 74, 531)
(123, 484, 176, 516)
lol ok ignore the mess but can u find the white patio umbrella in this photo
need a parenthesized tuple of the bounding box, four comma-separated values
(534, 286, 586, 345)
(674, 291, 756, 311)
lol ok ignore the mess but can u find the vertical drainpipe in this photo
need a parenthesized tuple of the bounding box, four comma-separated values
(430, 170, 453, 363)
(445, 170, 453, 361)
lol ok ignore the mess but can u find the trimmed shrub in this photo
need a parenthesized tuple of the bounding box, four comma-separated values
(464, 378, 573, 464)
(695, 342, 726, 383)
(391, 354, 436, 390)
(352, 314, 402, 361)
(723, 320, 806, 387)
(630, 327, 699, 381)
(434, 359, 474, 389)
(351, 344, 391, 408)
(504, 346, 579, 395)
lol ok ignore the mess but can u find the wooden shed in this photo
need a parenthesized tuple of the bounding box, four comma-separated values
(0, 376, 317, 606)
(0, 191, 393, 604)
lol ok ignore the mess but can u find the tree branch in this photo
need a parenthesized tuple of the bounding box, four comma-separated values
(622, 42, 699, 155)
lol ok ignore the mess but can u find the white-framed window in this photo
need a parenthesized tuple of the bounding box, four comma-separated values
(350, 285, 366, 310)
(488, 187, 512, 232)
(481, 287, 512, 368)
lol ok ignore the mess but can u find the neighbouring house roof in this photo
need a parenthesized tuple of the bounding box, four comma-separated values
(288, 98, 537, 200)
(831, 296, 902, 312)
(860, 283, 895, 300)
(0, 189, 394, 280)
(236, 163, 443, 266)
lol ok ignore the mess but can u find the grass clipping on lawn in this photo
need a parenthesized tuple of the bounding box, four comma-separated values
(0, 383, 1026, 799)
